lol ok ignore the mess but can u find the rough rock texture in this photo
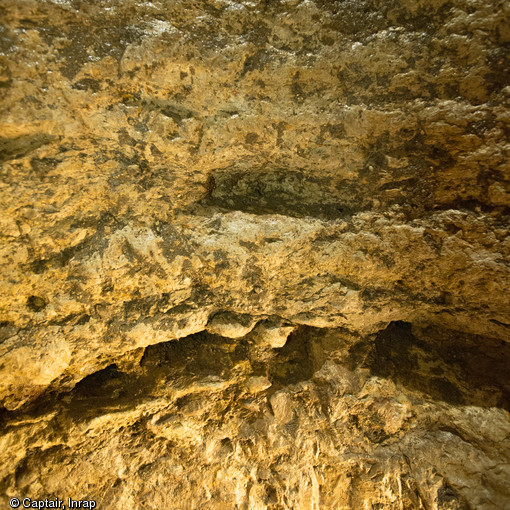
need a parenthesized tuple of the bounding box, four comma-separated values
(0, 0, 509, 508)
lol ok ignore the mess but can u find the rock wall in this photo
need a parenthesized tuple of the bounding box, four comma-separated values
(0, 0, 509, 508)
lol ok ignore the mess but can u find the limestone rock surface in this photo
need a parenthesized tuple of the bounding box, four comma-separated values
(0, 0, 509, 508)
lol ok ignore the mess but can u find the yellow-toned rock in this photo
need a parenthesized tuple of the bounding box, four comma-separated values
(0, 0, 509, 508)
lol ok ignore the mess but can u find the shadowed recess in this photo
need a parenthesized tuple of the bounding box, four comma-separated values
(361, 321, 510, 411)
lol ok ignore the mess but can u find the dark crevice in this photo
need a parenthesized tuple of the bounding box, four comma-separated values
(0, 134, 56, 163)
(199, 167, 365, 220)
(362, 321, 510, 411)
(1, 321, 509, 439)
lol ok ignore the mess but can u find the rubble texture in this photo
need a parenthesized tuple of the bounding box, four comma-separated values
(0, 0, 509, 508)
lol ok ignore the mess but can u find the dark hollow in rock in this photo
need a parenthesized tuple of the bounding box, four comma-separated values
(26, 296, 47, 313)
(364, 321, 510, 411)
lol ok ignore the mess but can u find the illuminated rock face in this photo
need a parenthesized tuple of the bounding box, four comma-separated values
(0, 0, 509, 508)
